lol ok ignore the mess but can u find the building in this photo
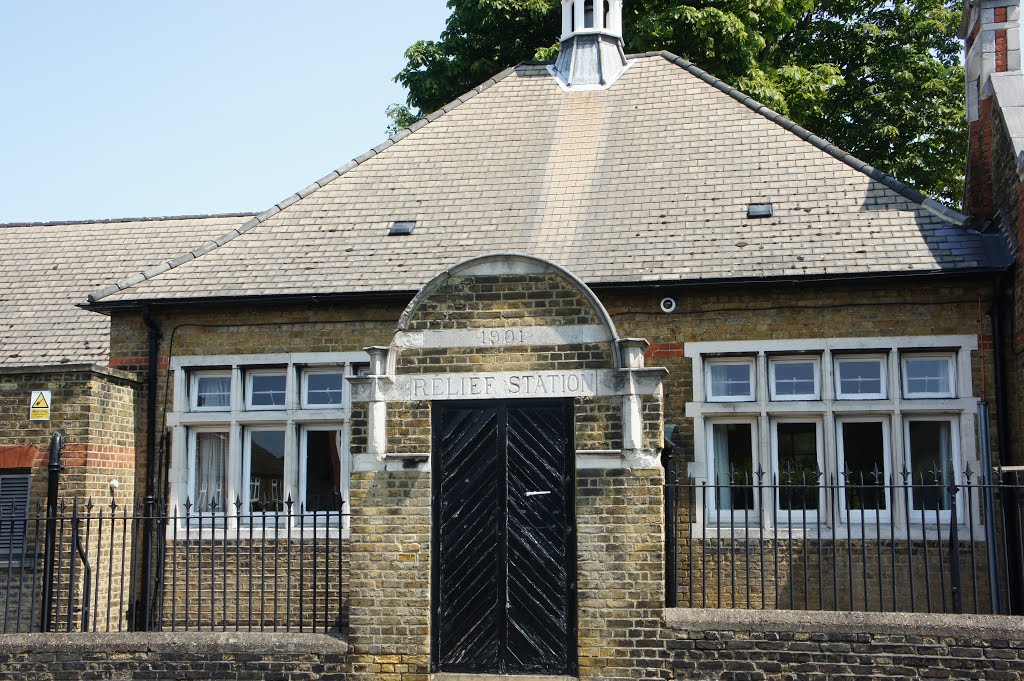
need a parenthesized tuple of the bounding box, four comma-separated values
(1, 0, 1024, 679)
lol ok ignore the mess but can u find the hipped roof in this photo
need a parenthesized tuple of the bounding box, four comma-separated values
(0, 214, 253, 367)
(87, 52, 1007, 308)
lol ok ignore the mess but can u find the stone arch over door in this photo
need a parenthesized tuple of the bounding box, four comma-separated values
(353, 253, 666, 469)
(346, 253, 668, 681)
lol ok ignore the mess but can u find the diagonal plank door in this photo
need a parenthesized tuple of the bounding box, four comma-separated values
(433, 399, 576, 675)
(505, 400, 575, 673)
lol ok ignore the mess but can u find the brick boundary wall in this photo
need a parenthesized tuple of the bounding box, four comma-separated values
(665, 608, 1024, 680)
(0, 632, 347, 680)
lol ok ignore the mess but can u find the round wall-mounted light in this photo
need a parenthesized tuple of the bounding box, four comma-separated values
(660, 297, 677, 313)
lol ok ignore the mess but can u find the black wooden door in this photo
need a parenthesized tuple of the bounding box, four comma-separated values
(432, 399, 576, 675)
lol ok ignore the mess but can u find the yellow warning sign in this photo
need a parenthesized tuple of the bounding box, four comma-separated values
(30, 391, 51, 421)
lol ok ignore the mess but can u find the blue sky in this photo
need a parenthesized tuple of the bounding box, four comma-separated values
(0, 1, 450, 223)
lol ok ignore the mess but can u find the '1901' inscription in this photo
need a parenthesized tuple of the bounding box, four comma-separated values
(408, 370, 597, 400)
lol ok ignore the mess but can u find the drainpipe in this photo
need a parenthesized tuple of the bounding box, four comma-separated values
(990, 275, 1012, 470)
(139, 308, 162, 630)
(989, 274, 1023, 612)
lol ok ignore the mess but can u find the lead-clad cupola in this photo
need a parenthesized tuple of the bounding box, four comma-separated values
(550, 0, 631, 90)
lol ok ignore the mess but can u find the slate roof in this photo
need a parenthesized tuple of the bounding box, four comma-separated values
(0, 214, 254, 367)
(88, 52, 1006, 307)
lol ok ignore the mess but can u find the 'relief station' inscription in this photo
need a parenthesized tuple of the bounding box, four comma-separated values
(407, 370, 598, 400)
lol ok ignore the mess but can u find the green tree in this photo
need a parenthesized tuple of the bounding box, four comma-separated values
(391, 0, 966, 205)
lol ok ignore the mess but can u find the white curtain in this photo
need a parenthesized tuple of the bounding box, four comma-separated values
(200, 376, 230, 408)
(195, 432, 227, 511)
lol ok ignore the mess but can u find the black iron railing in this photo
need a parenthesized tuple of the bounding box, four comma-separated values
(0, 497, 346, 633)
(665, 465, 1024, 615)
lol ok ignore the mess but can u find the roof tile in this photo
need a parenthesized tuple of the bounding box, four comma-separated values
(84, 55, 1000, 306)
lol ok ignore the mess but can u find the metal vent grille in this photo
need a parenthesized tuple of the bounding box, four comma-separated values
(388, 220, 416, 236)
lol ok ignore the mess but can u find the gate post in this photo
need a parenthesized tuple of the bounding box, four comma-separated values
(948, 480, 962, 614)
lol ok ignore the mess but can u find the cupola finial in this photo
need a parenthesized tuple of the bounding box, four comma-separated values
(551, 0, 631, 90)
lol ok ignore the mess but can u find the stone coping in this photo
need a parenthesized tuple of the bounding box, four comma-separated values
(0, 631, 348, 655)
(664, 607, 1024, 639)
(0, 362, 140, 383)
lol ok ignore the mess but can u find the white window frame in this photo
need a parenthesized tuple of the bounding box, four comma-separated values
(901, 353, 956, 399)
(836, 415, 892, 522)
(769, 356, 821, 401)
(770, 418, 825, 523)
(190, 370, 232, 412)
(301, 368, 346, 409)
(705, 358, 756, 402)
(168, 351, 368, 537)
(706, 418, 759, 524)
(684, 335, 980, 537)
(902, 415, 962, 523)
(834, 354, 888, 400)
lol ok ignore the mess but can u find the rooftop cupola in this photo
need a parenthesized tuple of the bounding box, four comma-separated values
(550, 0, 632, 90)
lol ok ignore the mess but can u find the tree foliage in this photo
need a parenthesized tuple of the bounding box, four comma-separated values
(392, 0, 966, 205)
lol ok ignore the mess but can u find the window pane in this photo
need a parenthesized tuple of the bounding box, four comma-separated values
(838, 360, 883, 396)
(776, 423, 819, 512)
(841, 421, 887, 511)
(305, 373, 343, 406)
(773, 361, 816, 397)
(249, 374, 286, 408)
(249, 430, 286, 512)
(908, 420, 954, 511)
(195, 375, 230, 409)
(195, 431, 227, 512)
(709, 363, 752, 399)
(305, 430, 342, 512)
(905, 358, 951, 396)
(712, 423, 754, 512)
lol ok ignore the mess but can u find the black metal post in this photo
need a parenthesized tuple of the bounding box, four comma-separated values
(139, 309, 161, 630)
(72, 501, 91, 632)
(662, 438, 678, 608)
(40, 431, 63, 632)
(948, 480, 963, 614)
(1002, 470, 1024, 614)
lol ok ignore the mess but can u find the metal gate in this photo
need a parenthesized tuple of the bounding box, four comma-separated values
(432, 399, 576, 675)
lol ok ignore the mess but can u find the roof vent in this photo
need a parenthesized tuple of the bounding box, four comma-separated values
(388, 220, 416, 236)
(747, 202, 773, 219)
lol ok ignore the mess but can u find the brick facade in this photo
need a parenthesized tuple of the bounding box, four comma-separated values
(602, 279, 998, 464)
(0, 364, 139, 632)
(0, 632, 347, 680)
(91, 265, 1003, 675)
(665, 609, 1024, 679)
(0, 364, 139, 502)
